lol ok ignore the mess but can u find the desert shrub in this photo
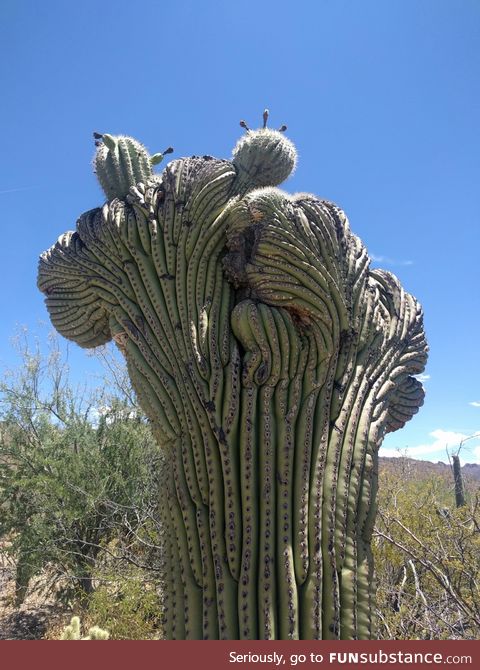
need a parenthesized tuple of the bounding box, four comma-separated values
(0, 331, 165, 606)
(374, 457, 480, 639)
(82, 566, 163, 639)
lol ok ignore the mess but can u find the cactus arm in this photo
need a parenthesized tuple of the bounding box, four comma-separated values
(220, 345, 242, 581)
(257, 384, 277, 639)
(257, 306, 284, 636)
(173, 444, 203, 587)
(94, 134, 168, 201)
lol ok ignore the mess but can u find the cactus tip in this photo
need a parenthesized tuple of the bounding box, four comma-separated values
(102, 134, 117, 151)
(151, 147, 174, 166)
(232, 110, 297, 187)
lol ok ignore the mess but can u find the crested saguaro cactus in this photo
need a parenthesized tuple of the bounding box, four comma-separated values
(37, 113, 428, 639)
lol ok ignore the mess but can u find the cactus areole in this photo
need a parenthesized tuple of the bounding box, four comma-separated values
(37, 116, 428, 639)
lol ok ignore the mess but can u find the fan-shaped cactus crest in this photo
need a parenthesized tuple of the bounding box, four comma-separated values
(38, 113, 428, 639)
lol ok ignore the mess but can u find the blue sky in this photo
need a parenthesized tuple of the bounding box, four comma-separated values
(1, 0, 479, 463)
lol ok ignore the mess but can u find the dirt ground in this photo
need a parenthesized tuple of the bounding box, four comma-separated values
(0, 550, 67, 640)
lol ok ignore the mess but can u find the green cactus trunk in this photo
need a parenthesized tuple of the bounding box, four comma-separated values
(452, 454, 466, 508)
(37, 123, 428, 639)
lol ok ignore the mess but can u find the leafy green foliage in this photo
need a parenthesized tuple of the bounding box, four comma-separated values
(374, 457, 480, 639)
(84, 566, 163, 639)
(0, 331, 165, 605)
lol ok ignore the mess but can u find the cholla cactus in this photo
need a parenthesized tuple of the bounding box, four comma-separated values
(38, 112, 428, 639)
(61, 616, 110, 640)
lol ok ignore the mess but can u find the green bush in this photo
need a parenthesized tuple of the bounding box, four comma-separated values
(0, 331, 165, 605)
(373, 458, 480, 639)
(84, 567, 163, 639)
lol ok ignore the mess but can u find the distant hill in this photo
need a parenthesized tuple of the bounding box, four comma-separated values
(462, 462, 480, 482)
(379, 456, 480, 483)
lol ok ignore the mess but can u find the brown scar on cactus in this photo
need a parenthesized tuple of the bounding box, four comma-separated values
(37, 114, 428, 639)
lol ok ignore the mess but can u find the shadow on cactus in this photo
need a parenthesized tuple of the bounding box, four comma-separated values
(37, 111, 428, 639)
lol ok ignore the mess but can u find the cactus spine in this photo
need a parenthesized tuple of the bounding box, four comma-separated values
(38, 116, 428, 639)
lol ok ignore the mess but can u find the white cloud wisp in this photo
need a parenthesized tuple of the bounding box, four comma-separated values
(381, 429, 480, 465)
